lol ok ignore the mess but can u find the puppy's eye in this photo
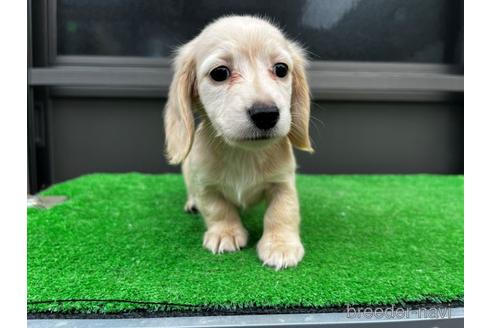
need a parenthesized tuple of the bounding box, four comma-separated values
(273, 63, 288, 78)
(210, 66, 230, 82)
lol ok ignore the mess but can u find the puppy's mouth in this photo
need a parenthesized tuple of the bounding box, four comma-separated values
(226, 134, 279, 149)
(241, 135, 272, 141)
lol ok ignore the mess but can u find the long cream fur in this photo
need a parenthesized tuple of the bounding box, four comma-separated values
(164, 15, 312, 270)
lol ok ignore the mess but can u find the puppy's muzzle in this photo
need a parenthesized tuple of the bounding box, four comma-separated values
(248, 104, 279, 131)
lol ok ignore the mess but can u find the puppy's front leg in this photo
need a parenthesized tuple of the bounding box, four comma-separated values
(198, 191, 248, 254)
(257, 182, 305, 270)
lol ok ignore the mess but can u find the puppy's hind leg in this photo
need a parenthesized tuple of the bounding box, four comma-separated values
(184, 197, 198, 214)
(182, 159, 199, 214)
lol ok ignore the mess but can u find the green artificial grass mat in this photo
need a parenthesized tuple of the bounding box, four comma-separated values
(27, 173, 463, 314)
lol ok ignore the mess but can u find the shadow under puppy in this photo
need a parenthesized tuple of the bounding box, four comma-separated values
(164, 15, 313, 270)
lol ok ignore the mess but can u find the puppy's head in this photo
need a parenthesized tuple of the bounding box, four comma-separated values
(164, 15, 312, 164)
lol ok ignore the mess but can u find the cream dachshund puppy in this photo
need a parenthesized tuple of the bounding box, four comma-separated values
(164, 15, 312, 270)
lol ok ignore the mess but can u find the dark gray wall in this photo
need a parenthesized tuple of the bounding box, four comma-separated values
(48, 97, 463, 183)
(295, 101, 463, 174)
(50, 97, 176, 182)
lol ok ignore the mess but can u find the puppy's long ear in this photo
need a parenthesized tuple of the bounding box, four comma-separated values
(288, 42, 313, 153)
(164, 41, 197, 164)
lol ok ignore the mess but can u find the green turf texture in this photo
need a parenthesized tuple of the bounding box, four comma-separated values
(27, 173, 463, 314)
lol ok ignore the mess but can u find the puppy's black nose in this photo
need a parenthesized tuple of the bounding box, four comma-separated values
(248, 104, 279, 130)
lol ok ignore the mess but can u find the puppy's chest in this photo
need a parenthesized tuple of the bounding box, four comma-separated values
(215, 159, 270, 208)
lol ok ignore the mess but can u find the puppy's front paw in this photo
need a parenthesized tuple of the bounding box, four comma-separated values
(257, 233, 305, 270)
(203, 224, 248, 254)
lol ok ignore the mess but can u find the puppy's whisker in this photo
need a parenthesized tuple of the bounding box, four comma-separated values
(290, 111, 323, 138)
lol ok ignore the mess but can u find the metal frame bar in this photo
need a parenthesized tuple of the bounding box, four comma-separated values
(27, 0, 36, 192)
(55, 55, 173, 67)
(28, 307, 464, 328)
(29, 0, 55, 193)
(29, 62, 463, 101)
